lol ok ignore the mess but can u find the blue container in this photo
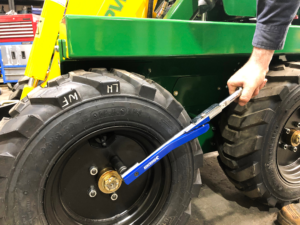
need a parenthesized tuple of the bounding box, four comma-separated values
(31, 6, 42, 15)
(0, 42, 33, 83)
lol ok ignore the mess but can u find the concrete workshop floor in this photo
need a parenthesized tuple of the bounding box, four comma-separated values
(0, 84, 11, 100)
(187, 152, 279, 225)
(0, 84, 280, 225)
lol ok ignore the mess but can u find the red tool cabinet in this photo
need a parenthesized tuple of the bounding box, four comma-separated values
(0, 14, 39, 43)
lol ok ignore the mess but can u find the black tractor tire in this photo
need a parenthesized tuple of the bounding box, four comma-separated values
(218, 63, 300, 207)
(0, 69, 202, 225)
(8, 76, 30, 100)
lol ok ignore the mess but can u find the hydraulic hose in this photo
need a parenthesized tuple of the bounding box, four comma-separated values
(147, 0, 154, 18)
(199, 0, 219, 14)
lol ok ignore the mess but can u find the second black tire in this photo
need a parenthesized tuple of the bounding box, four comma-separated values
(8, 76, 30, 100)
(218, 63, 300, 207)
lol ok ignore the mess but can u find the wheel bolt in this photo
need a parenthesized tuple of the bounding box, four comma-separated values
(286, 128, 291, 134)
(102, 136, 107, 147)
(89, 186, 97, 198)
(298, 123, 300, 128)
(90, 166, 98, 176)
(294, 147, 298, 152)
(284, 144, 288, 150)
(111, 193, 118, 201)
(102, 136, 107, 142)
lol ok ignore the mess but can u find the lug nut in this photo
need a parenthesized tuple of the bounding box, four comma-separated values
(298, 123, 300, 128)
(102, 136, 107, 147)
(89, 186, 97, 198)
(90, 166, 98, 176)
(294, 147, 298, 152)
(111, 193, 118, 201)
(284, 144, 288, 150)
(286, 128, 291, 134)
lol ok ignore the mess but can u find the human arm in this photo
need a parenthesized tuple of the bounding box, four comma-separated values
(227, 47, 272, 106)
(228, 0, 300, 106)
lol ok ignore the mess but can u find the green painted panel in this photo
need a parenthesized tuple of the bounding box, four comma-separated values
(151, 76, 179, 93)
(164, 0, 198, 20)
(173, 76, 228, 110)
(223, 0, 256, 17)
(58, 39, 67, 60)
(179, 74, 228, 153)
(65, 16, 300, 59)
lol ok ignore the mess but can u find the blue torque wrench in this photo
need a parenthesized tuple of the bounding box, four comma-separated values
(121, 88, 243, 185)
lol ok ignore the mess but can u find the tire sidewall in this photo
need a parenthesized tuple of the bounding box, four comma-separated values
(5, 96, 194, 225)
(262, 85, 300, 201)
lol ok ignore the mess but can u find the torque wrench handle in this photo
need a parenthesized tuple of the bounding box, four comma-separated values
(121, 87, 242, 185)
(191, 87, 243, 126)
(220, 87, 243, 109)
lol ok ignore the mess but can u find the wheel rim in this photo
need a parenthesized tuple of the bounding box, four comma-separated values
(44, 126, 171, 224)
(278, 107, 300, 184)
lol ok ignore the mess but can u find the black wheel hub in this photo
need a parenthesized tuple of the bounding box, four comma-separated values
(278, 107, 300, 183)
(44, 126, 171, 224)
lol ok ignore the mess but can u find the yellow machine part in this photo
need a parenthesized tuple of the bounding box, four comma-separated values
(20, 85, 35, 100)
(66, 0, 154, 18)
(41, 50, 61, 88)
(25, 0, 67, 81)
(22, 0, 157, 99)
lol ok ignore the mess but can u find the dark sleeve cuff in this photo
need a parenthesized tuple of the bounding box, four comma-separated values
(252, 23, 289, 50)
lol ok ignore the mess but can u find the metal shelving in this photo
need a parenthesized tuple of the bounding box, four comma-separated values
(0, 0, 44, 11)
